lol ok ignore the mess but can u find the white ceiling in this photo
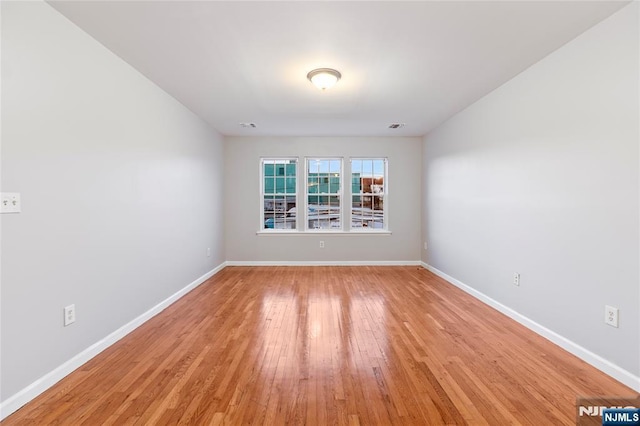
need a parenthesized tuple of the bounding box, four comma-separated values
(49, 1, 629, 137)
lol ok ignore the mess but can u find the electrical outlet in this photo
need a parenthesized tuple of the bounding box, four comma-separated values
(64, 304, 76, 326)
(207, 247, 211, 257)
(319, 241, 325, 249)
(0, 193, 21, 213)
(424, 242, 428, 250)
(513, 273, 520, 286)
(605, 305, 619, 328)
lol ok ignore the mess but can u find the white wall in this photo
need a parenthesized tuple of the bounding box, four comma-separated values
(422, 3, 639, 381)
(1, 1, 225, 404)
(225, 137, 422, 263)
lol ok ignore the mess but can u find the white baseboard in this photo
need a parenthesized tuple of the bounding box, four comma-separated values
(421, 262, 640, 392)
(0, 262, 227, 421)
(226, 260, 422, 266)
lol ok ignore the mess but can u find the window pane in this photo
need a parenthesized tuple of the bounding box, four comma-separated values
(329, 177, 340, 194)
(352, 159, 362, 174)
(264, 177, 274, 194)
(328, 196, 341, 229)
(264, 163, 275, 177)
(284, 195, 297, 229)
(351, 176, 360, 192)
(308, 177, 318, 193)
(262, 159, 297, 230)
(350, 158, 386, 230)
(308, 195, 320, 208)
(308, 195, 322, 229)
(373, 159, 384, 177)
(263, 195, 296, 230)
(307, 197, 340, 229)
(363, 160, 373, 176)
(352, 195, 364, 228)
(285, 177, 296, 194)
(306, 158, 341, 231)
(370, 195, 384, 229)
(308, 162, 341, 195)
(362, 177, 372, 194)
(373, 159, 384, 194)
(373, 195, 384, 211)
(263, 196, 276, 229)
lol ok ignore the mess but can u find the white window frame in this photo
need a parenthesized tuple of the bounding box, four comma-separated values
(349, 157, 388, 231)
(304, 157, 344, 232)
(259, 157, 299, 232)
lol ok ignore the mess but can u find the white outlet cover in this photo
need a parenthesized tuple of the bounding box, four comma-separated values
(64, 304, 76, 326)
(605, 305, 619, 328)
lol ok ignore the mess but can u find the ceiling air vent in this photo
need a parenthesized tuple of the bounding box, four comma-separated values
(239, 122, 257, 128)
(388, 123, 405, 129)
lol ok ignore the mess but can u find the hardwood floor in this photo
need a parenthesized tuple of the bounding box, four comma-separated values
(2, 266, 637, 425)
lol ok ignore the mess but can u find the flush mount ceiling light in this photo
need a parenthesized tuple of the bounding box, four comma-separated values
(307, 68, 341, 90)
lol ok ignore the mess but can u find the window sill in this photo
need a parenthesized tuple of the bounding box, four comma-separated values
(256, 230, 392, 236)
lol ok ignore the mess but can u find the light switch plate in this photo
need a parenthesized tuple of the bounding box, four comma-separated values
(1, 193, 21, 213)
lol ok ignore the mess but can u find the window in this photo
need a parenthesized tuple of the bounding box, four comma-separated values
(306, 158, 342, 230)
(351, 158, 387, 230)
(259, 156, 389, 234)
(261, 158, 297, 230)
